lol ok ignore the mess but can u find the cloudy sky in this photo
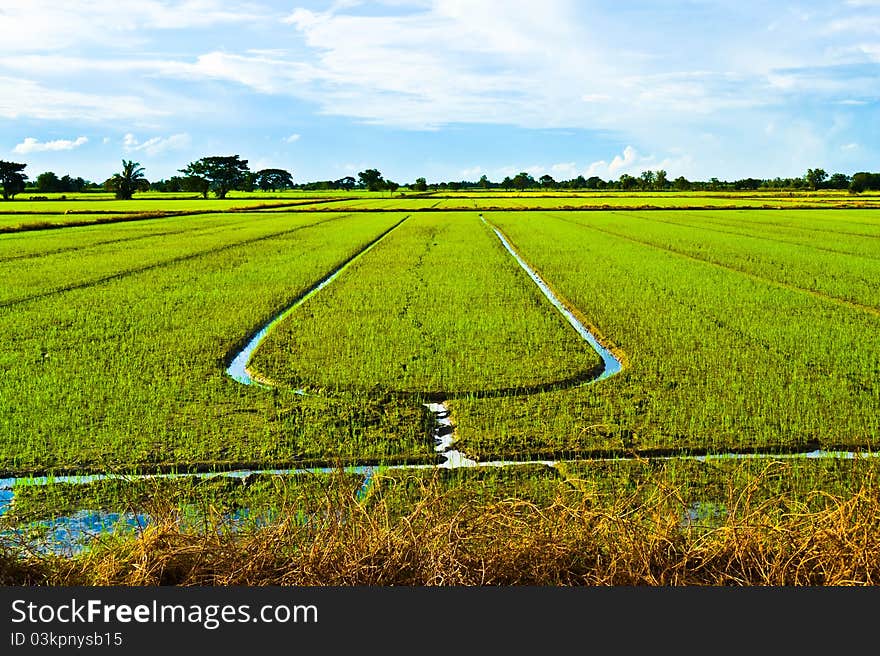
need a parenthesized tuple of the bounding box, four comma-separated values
(1, 0, 878, 184)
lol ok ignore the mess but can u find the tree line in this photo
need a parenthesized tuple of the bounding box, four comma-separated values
(1, 156, 879, 201)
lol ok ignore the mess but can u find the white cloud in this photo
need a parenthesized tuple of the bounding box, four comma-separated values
(0, 1, 270, 53)
(12, 136, 88, 154)
(122, 132, 191, 155)
(549, 162, 579, 179)
(284, 133, 301, 143)
(2, 1, 874, 137)
(841, 142, 860, 150)
(0, 76, 166, 122)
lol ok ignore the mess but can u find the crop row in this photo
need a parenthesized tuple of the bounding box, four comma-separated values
(447, 211, 879, 460)
(567, 211, 880, 310)
(249, 213, 603, 396)
(0, 213, 431, 475)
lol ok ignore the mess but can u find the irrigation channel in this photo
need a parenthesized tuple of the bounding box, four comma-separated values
(1, 214, 875, 554)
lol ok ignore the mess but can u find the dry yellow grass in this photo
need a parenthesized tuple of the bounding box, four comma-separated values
(2, 465, 878, 586)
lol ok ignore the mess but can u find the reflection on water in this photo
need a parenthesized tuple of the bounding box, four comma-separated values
(1, 510, 150, 556)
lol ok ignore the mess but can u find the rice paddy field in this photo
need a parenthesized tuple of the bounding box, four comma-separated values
(0, 190, 878, 585)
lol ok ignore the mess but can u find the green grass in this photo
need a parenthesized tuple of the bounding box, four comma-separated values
(249, 213, 603, 396)
(0, 212, 434, 475)
(446, 211, 879, 460)
(0, 203, 876, 480)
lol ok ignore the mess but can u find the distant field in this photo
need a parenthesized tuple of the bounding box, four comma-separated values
(0, 197, 349, 215)
(4, 190, 879, 220)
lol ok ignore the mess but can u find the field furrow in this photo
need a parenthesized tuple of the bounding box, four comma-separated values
(560, 213, 880, 313)
(248, 213, 605, 397)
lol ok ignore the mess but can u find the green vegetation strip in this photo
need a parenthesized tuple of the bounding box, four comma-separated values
(446, 211, 878, 460)
(0, 212, 433, 476)
(248, 213, 604, 397)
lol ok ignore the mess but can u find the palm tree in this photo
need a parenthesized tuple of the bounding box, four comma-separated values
(108, 160, 147, 200)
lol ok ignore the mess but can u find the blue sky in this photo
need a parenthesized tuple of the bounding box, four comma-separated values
(1, 0, 878, 184)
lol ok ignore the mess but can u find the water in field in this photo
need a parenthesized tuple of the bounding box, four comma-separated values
(226, 217, 406, 385)
(482, 217, 623, 380)
(0, 510, 150, 556)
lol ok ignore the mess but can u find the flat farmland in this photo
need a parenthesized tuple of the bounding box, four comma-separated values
(0, 201, 876, 479)
(2, 193, 879, 584)
(449, 209, 878, 459)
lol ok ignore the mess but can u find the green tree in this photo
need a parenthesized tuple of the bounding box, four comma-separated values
(412, 177, 428, 192)
(849, 172, 880, 194)
(539, 174, 557, 189)
(36, 171, 61, 193)
(805, 168, 828, 191)
(638, 170, 655, 190)
(501, 176, 513, 191)
(673, 176, 691, 191)
(512, 172, 534, 191)
(336, 176, 357, 191)
(618, 173, 637, 190)
(826, 173, 850, 190)
(106, 160, 147, 200)
(180, 155, 250, 199)
(255, 168, 294, 192)
(0, 160, 28, 200)
(654, 169, 668, 190)
(180, 174, 211, 198)
(478, 174, 491, 190)
(237, 171, 257, 193)
(385, 180, 400, 196)
(358, 168, 385, 192)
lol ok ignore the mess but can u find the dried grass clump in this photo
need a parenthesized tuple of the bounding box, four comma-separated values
(3, 470, 879, 587)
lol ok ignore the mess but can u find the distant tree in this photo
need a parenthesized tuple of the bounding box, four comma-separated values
(358, 168, 385, 192)
(638, 170, 655, 190)
(673, 176, 691, 191)
(805, 168, 828, 191)
(237, 171, 257, 193)
(539, 174, 557, 189)
(618, 173, 637, 191)
(512, 172, 534, 191)
(36, 171, 61, 193)
(708, 177, 721, 191)
(180, 155, 250, 199)
(412, 176, 428, 192)
(256, 168, 293, 192)
(826, 173, 850, 190)
(584, 176, 603, 189)
(150, 176, 186, 193)
(105, 160, 147, 200)
(501, 176, 513, 191)
(478, 174, 491, 190)
(180, 174, 211, 198)
(385, 180, 400, 196)
(336, 176, 357, 191)
(733, 177, 762, 190)
(849, 172, 880, 194)
(654, 169, 668, 190)
(61, 175, 86, 193)
(0, 160, 27, 200)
